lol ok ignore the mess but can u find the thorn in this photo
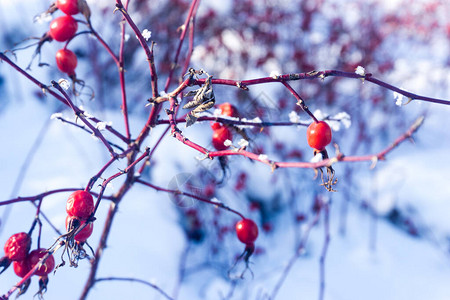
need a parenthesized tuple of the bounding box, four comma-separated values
(402, 97, 413, 106)
(270, 162, 278, 172)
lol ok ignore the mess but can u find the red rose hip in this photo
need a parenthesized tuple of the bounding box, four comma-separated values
(212, 125, 233, 151)
(4, 232, 31, 261)
(56, 49, 77, 75)
(56, 0, 80, 15)
(28, 249, 55, 276)
(66, 215, 93, 242)
(218, 102, 239, 118)
(306, 121, 332, 151)
(13, 260, 31, 278)
(49, 15, 78, 42)
(66, 190, 94, 220)
(235, 218, 259, 245)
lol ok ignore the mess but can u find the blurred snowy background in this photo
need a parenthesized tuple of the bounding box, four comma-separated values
(0, 0, 449, 299)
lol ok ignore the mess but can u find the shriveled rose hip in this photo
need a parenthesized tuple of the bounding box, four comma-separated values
(3, 232, 31, 261)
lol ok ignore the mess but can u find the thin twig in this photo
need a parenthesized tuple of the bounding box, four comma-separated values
(135, 179, 245, 219)
(190, 71, 449, 105)
(164, 0, 201, 92)
(51, 81, 118, 157)
(270, 206, 322, 299)
(95, 277, 174, 300)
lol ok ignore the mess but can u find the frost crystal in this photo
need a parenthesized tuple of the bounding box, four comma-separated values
(289, 111, 300, 123)
(326, 120, 340, 132)
(310, 152, 323, 163)
(142, 29, 152, 41)
(251, 117, 262, 123)
(355, 66, 365, 76)
(34, 12, 52, 24)
(160, 91, 168, 97)
(393, 91, 405, 106)
(258, 154, 268, 161)
(331, 112, 352, 130)
(313, 109, 325, 120)
(334, 112, 351, 127)
(270, 70, 281, 79)
(238, 139, 249, 148)
(79, 106, 94, 119)
(224, 139, 232, 147)
(50, 113, 63, 120)
(95, 122, 112, 131)
(210, 197, 222, 205)
(58, 78, 70, 90)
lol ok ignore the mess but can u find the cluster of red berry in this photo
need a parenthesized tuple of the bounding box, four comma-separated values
(65, 190, 95, 243)
(1, 232, 55, 295)
(211, 102, 238, 151)
(49, 0, 81, 77)
(0, 190, 94, 297)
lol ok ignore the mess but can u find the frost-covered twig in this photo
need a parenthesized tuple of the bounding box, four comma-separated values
(51, 81, 118, 157)
(0, 53, 129, 143)
(207, 115, 424, 170)
(115, 0, 158, 98)
(51, 114, 125, 152)
(191, 71, 449, 105)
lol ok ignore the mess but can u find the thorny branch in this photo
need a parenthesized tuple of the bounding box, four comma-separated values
(190, 71, 450, 106)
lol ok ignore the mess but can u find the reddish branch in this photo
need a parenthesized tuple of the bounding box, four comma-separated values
(181, 0, 201, 77)
(164, 0, 200, 92)
(118, 0, 131, 140)
(80, 148, 150, 300)
(282, 81, 318, 122)
(115, 0, 158, 99)
(166, 97, 210, 153)
(1, 243, 64, 300)
(92, 147, 150, 216)
(245, 116, 423, 168)
(189, 70, 450, 105)
(0, 188, 84, 207)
